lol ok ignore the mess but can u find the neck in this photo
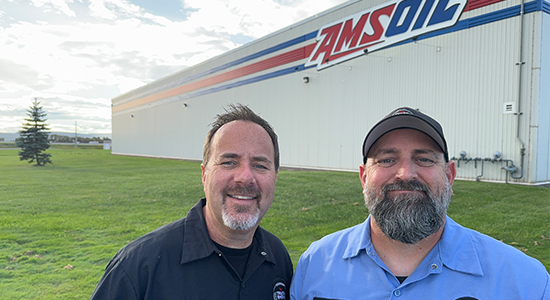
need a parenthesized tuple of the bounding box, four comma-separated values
(370, 217, 444, 277)
(203, 206, 256, 249)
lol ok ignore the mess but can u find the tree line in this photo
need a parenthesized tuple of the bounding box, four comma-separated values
(49, 134, 111, 144)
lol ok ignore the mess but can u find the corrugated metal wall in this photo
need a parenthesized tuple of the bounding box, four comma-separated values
(535, 11, 550, 182)
(112, 0, 550, 185)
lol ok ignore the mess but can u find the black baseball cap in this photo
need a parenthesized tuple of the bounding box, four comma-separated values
(362, 107, 448, 163)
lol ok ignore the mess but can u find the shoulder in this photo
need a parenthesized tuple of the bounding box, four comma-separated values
(113, 200, 206, 263)
(465, 225, 550, 295)
(301, 221, 368, 260)
(110, 218, 186, 266)
(129, 218, 185, 250)
(92, 218, 188, 299)
(468, 226, 546, 270)
(445, 218, 549, 279)
(292, 221, 370, 296)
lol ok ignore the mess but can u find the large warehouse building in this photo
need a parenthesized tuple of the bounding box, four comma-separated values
(112, 0, 550, 185)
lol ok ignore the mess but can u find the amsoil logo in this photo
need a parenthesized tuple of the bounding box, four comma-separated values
(305, 0, 468, 70)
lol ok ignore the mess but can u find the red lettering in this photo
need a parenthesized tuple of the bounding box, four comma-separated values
(309, 24, 342, 65)
(360, 4, 396, 46)
(334, 13, 370, 53)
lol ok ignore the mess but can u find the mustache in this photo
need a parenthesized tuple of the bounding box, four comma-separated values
(381, 180, 430, 194)
(224, 185, 261, 198)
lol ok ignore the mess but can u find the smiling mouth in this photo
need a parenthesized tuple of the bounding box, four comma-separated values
(227, 194, 257, 200)
(225, 185, 261, 201)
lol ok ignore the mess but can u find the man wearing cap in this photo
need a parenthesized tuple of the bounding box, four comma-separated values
(290, 107, 549, 300)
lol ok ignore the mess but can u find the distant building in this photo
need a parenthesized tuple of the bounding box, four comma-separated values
(111, 0, 550, 185)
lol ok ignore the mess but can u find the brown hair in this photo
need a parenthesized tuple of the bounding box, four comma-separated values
(202, 103, 279, 171)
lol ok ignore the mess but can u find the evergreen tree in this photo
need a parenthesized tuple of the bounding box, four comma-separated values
(16, 99, 52, 166)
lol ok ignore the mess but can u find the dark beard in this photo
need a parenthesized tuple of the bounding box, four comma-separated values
(365, 180, 451, 244)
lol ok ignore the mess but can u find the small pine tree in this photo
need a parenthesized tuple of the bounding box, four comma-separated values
(16, 99, 52, 166)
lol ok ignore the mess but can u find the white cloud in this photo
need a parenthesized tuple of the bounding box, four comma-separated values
(0, 0, 349, 133)
(183, 0, 349, 39)
(30, 0, 77, 17)
(89, 0, 117, 20)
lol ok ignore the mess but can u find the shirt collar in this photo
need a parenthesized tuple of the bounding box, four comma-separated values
(342, 215, 484, 276)
(180, 199, 214, 264)
(180, 198, 275, 265)
(342, 216, 373, 259)
(439, 216, 484, 276)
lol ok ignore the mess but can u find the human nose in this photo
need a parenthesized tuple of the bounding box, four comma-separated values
(234, 164, 256, 185)
(395, 159, 418, 181)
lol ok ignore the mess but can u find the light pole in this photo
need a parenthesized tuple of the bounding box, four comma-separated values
(74, 121, 77, 148)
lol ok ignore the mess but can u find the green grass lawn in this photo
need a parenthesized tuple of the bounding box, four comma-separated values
(1, 148, 548, 299)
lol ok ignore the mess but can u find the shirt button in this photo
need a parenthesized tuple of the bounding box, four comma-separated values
(393, 290, 402, 297)
(431, 264, 438, 270)
(261, 251, 267, 256)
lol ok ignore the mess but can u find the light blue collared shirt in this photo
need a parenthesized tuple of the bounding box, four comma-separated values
(291, 216, 549, 300)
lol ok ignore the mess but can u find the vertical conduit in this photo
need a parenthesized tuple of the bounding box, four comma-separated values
(512, 0, 526, 180)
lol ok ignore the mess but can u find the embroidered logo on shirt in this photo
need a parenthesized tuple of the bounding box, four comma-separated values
(273, 282, 287, 300)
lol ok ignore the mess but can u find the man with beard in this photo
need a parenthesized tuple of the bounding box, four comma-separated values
(91, 104, 293, 300)
(290, 107, 549, 300)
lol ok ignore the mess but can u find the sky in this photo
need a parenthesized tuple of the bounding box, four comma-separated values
(0, 0, 349, 134)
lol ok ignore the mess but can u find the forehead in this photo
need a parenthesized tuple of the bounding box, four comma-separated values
(368, 129, 442, 157)
(211, 120, 274, 155)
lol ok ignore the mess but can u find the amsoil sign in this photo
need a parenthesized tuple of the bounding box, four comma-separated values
(305, 0, 468, 70)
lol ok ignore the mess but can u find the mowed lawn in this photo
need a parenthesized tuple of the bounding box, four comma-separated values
(0, 147, 549, 299)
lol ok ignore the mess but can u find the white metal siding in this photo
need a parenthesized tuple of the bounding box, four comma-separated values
(111, 0, 549, 185)
(535, 11, 550, 182)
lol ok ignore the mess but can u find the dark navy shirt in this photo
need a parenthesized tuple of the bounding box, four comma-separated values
(91, 199, 293, 300)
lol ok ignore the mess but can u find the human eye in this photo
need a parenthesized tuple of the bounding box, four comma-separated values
(254, 163, 269, 170)
(220, 160, 236, 167)
(376, 158, 397, 168)
(252, 160, 271, 171)
(414, 157, 436, 167)
(251, 157, 272, 171)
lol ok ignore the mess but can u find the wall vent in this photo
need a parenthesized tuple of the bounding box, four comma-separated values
(503, 102, 516, 114)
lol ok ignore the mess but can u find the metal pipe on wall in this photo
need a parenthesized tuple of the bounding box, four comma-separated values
(513, 0, 526, 180)
(451, 152, 519, 183)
